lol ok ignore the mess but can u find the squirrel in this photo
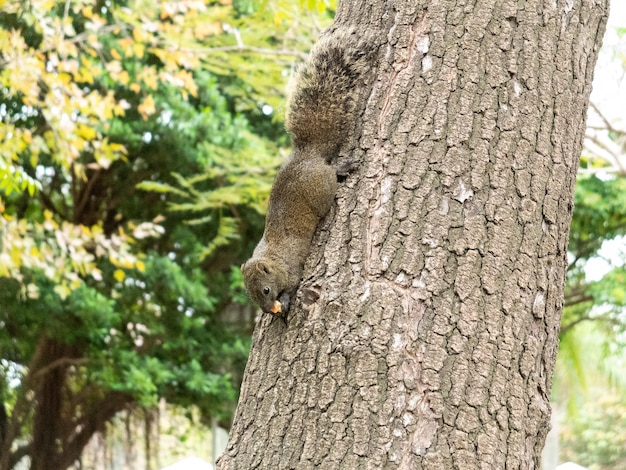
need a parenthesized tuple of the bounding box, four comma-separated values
(241, 28, 374, 318)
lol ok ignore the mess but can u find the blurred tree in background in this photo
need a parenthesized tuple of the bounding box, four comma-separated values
(553, 17, 626, 469)
(0, 0, 334, 468)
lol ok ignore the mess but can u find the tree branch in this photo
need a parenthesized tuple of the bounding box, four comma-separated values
(74, 169, 102, 225)
(31, 358, 89, 380)
(0, 338, 46, 470)
(56, 391, 133, 470)
(184, 45, 308, 60)
(589, 101, 623, 134)
(38, 189, 67, 220)
(564, 294, 594, 308)
(0, 23, 133, 68)
(560, 314, 619, 336)
(583, 133, 625, 173)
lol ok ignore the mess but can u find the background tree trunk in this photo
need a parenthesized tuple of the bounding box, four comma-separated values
(218, 0, 609, 468)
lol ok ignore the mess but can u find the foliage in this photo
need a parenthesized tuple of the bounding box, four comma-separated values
(568, 174, 626, 267)
(556, 9, 626, 401)
(555, 175, 626, 408)
(79, 405, 216, 467)
(553, 19, 626, 466)
(560, 394, 626, 470)
(0, 0, 334, 467)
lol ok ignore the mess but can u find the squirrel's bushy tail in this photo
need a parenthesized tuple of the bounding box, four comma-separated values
(285, 28, 374, 152)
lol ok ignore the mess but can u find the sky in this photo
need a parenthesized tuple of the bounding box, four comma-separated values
(588, 2, 626, 127)
(583, 2, 626, 281)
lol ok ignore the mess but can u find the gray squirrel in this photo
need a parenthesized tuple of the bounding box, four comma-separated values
(242, 28, 374, 317)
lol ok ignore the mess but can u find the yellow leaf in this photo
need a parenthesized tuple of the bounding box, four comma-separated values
(108, 142, 126, 153)
(141, 68, 158, 90)
(115, 258, 135, 269)
(118, 70, 130, 85)
(133, 43, 145, 58)
(76, 123, 97, 140)
(194, 22, 221, 39)
(132, 28, 145, 42)
(118, 38, 133, 57)
(138, 94, 156, 120)
(135, 260, 145, 272)
(86, 36, 99, 52)
(54, 283, 71, 300)
(114, 103, 127, 116)
(111, 48, 121, 60)
(77, 57, 96, 83)
(274, 11, 285, 26)
(113, 269, 125, 283)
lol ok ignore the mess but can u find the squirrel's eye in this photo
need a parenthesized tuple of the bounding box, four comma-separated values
(262, 286, 270, 295)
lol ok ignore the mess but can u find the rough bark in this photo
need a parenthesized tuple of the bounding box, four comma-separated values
(218, 0, 609, 468)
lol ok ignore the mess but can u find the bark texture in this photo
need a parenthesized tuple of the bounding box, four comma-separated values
(218, 0, 609, 468)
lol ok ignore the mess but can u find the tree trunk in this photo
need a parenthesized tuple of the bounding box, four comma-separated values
(1, 335, 132, 470)
(218, 0, 609, 468)
(31, 338, 66, 470)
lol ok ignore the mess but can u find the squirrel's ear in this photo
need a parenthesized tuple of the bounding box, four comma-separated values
(256, 261, 270, 275)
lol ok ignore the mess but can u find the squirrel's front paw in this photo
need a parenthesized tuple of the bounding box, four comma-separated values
(277, 291, 292, 314)
(336, 160, 359, 178)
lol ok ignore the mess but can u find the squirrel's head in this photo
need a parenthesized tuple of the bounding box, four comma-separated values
(241, 259, 287, 314)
